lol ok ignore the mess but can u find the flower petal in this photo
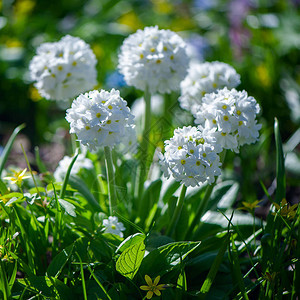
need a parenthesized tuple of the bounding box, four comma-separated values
(154, 289, 161, 296)
(146, 291, 153, 299)
(153, 275, 160, 286)
(140, 285, 151, 291)
(145, 275, 153, 286)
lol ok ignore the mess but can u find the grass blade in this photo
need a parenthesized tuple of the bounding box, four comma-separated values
(198, 233, 230, 299)
(60, 149, 79, 199)
(0, 123, 26, 176)
(274, 118, 286, 204)
(0, 259, 11, 300)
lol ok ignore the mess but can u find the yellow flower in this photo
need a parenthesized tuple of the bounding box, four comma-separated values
(239, 200, 262, 212)
(273, 199, 298, 220)
(140, 275, 166, 299)
(4, 168, 31, 186)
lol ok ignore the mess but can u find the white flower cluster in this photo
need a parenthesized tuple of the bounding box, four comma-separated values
(158, 126, 222, 187)
(103, 216, 125, 238)
(66, 89, 136, 151)
(54, 153, 93, 182)
(193, 88, 261, 152)
(29, 35, 97, 101)
(179, 61, 241, 113)
(118, 26, 189, 94)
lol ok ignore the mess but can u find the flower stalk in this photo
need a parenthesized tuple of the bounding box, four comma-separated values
(185, 150, 227, 239)
(104, 146, 117, 215)
(166, 184, 187, 237)
(136, 88, 152, 202)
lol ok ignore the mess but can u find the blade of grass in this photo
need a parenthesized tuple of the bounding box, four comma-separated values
(198, 233, 230, 299)
(87, 265, 112, 300)
(76, 253, 88, 300)
(274, 118, 286, 204)
(60, 149, 79, 200)
(229, 234, 249, 300)
(0, 123, 26, 177)
(0, 259, 11, 300)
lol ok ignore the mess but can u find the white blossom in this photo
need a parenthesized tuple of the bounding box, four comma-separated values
(29, 35, 97, 101)
(66, 89, 136, 151)
(103, 216, 125, 238)
(158, 126, 222, 187)
(118, 26, 189, 94)
(193, 88, 261, 152)
(179, 61, 241, 113)
(54, 153, 93, 182)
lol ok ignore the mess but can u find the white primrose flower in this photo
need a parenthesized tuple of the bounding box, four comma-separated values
(103, 216, 125, 238)
(193, 88, 262, 153)
(118, 25, 189, 94)
(66, 89, 136, 151)
(54, 153, 93, 182)
(158, 126, 222, 187)
(179, 61, 241, 114)
(29, 35, 97, 101)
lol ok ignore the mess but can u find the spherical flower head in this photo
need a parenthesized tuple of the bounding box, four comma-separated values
(54, 154, 93, 182)
(179, 61, 241, 113)
(66, 89, 136, 151)
(158, 126, 222, 187)
(103, 216, 125, 238)
(118, 26, 189, 94)
(193, 87, 262, 152)
(29, 35, 97, 101)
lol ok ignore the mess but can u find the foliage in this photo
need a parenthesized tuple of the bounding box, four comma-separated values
(0, 0, 300, 299)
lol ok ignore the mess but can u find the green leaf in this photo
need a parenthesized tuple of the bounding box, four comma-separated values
(0, 179, 8, 195)
(68, 175, 101, 211)
(229, 234, 249, 300)
(18, 276, 73, 298)
(140, 241, 201, 276)
(47, 244, 74, 278)
(60, 149, 79, 200)
(58, 199, 76, 217)
(0, 259, 11, 299)
(0, 123, 25, 177)
(116, 240, 145, 280)
(116, 233, 145, 253)
(199, 234, 230, 299)
(274, 118, 286, 204)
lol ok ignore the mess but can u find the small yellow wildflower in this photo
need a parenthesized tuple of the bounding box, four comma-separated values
(273, 199, 298, 220)
(239, 200, 262, 213)
(4, 168, 31, 186)
(140, 275, 166, 299)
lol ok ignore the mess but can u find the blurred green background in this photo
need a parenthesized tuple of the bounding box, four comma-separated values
(0, 0, 299, 205)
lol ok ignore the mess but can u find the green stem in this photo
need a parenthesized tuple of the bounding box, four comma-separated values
(166, 184, 187, 237)
(104, 146, 117, 215)
(186, 181, 217, 239)
(135, 88, 152, 203)
(186, 150, 227, 239)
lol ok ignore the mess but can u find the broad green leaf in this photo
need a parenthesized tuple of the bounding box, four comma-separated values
(58, 199, 76, 217)
(139, 179, 162, 224)
(116, 240, 145, 280)
(217, 182, 239, 210)
(160, 178, 181, 204)
(0, 123, 25, 177)
(47, 244, 74, 278)
(0, 179, 8, 195)
(116, 233, 145, 253)
(140, 241, 201, 276)
(68, 175, 101, 211)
